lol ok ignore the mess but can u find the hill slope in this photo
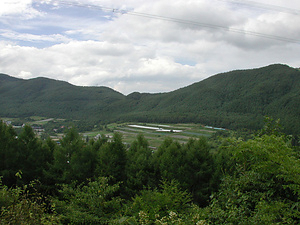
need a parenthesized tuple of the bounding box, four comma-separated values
(1, 64, 299, 134)
(121, 64, 300, 133)
(0, 74, 125, 120)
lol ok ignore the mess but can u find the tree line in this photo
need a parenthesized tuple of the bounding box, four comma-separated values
(1, 120, 300, 224)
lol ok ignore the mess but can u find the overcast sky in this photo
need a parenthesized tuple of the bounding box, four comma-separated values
(0, 0, 299, 95)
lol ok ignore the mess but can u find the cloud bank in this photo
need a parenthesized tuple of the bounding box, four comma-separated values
(0, 0, 299, 94)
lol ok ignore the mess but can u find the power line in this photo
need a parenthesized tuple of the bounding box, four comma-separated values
(216, 0, 300, 15)
(50, 0, 299, 44)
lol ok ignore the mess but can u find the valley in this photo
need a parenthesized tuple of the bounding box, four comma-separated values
(1, 64, 299, 135)
(1, 116, 218, 149)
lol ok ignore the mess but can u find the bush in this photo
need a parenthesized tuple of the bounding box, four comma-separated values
(0, 179, 60, 224)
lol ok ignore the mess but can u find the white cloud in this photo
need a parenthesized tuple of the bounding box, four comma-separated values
(0, 0, 299, 95)
(0, 0, 41, 18)
(0, 30, 71, 43)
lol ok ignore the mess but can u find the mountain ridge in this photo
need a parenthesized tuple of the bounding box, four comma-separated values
(1, 64, 299, 134)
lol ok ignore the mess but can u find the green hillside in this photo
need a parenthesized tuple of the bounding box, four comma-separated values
(1, 64, 300, 134)
(0, 74, 125, 120)
(120, 64, 300, 134)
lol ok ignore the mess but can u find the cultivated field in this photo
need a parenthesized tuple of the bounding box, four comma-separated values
(1, 116, 223, 148)
(84, 123, 218, 148)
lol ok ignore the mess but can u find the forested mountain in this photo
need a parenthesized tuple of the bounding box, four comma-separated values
(0, 74, 125, 120)
(122, 64, 300, 134)
(1, 64, 300, 133)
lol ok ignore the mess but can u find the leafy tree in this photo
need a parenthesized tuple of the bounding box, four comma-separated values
(121, 180, 194, 224)
(0, 178, 60, 224)
(53, 177, 122, 224)
(257, 116, 283, 137)
(202, 134, 300, 224)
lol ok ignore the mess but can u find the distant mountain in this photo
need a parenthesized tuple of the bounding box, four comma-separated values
(0, 74, 125, 120)
(119, 64, 300, 134)
(1, 64, 299, 134)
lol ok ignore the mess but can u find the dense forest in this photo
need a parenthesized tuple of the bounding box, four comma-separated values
(1, 64, 300, 134)
(1, 119, 300, 224)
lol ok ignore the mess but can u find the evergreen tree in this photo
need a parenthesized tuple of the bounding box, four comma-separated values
(70, 144, 98, 183)
(154, 137, 216, 206)
(17, 125, 52, 185)
(97, 132, 127, 183)
(0, 121, 19, 186)
(154, 138, 185, 183)
(48, 127, 84, 184)
(125, 134, 156, 196)
(183, 138, 216, 206)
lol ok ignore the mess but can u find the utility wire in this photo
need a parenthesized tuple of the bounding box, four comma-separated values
(216, 0, 300, 15)
(51, 0, 300, 44)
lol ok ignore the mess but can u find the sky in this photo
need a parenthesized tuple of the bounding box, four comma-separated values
(0, 0, 299, 95)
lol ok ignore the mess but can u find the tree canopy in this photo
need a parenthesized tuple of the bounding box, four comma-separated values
(1, 120, 300, 224)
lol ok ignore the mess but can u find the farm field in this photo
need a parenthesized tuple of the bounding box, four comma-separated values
(1, 116, 223, 148)
(84, 123, 219, 148)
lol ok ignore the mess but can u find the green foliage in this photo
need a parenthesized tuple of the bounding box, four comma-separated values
(17, 125, 53, 185)
(0, 121, 19, 185)
(1, 64, 300, 134)
(183, 138, 217, 205)
(45, 128, 126, 188)
(97, 132, 127, 183)
(202, 134, 300, 224)
(154, 138, 185, 183)
(121, 180, 194, 224)
(154, 137, 216, 206)
(2, 120, 300, 224)
(125, 134, 156, 197)
(0, 123, 52, 186)
(0, 179, 60, 224)
(69, 144, 98, 183)
(0, 74, 125, 121)
(53, 177, 122, 224)
(257, 116, 284, 137)
(47, 127, 85, 184)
